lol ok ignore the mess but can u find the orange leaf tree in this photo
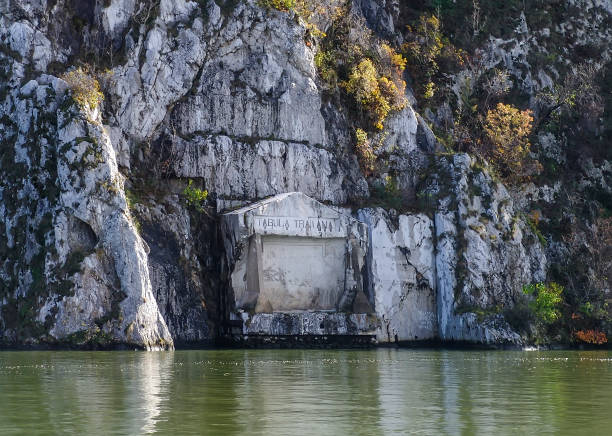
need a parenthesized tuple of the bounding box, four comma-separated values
(482, 103, 534, 180)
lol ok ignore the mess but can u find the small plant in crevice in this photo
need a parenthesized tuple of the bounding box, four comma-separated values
(257, 0, 295, 12)
(370, 175, 406, 212)
(124, 188, 141, 211)
(354, 128, 375, 174)
(124, 188, 143, 234)
(523, 211, 547, 246)
(60, 67, 104, 111)
(182, 179, 208, 212)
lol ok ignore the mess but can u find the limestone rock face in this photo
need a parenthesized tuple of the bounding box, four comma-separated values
(349, 154, 546, 346)
(170, 7, 328, 147)
(133, 194, 214, 345)
(371, 106, 434, 198)
(2, 0, 608, 348)
(0, 0, 368, 347)
(241, 312, 377, 337)
(354, 0, 400, 40)
(358, 209, 437, 343)
(171, 135, 364, 204)
(431, 155, 545, 345)
(0, 76, 171, 349)
(104, 0, 368, 204)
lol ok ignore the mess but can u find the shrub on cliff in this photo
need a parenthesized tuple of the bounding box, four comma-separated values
(481, 103, 534, 180)
(342, 58, 407, 130)
(535, 63, 604, 131)
(401, 13, 466, 101)
(311, 5, 407, 132)
(61, 67, 104, 111)
(182, 180, 208, 212)
(257, 0, 295, 12)
(574, 329, 608, 345)
(354, 128, 375, 174)
(306, 4, 409, 175)
(523, 282, 564, 325)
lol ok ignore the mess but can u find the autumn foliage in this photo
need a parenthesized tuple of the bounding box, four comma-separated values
(343, 58, 407, 130)
(401, 13, 466, 100)
(61, 67, 104, 111)
(482, 103, 534, 179)
(354, 128, 376, 174)
(574, 329, 608, 345)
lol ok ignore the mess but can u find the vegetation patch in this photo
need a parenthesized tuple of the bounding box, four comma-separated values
(182, 180, 209, 212)
(523, 282, 563, 325)
(574, 329, 608, 345)
(455, 304, 502, 323)
(60, 67, 104, 111)
(369, 176, 407, 212)
(401, 13, 466, 102)
(342, 54, 407, 131)
(523, 211, 547, 246)
(65, 327, 115, 348)
(257, 0, 294, 11)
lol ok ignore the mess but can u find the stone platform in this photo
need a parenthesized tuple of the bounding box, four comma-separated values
(232, 311, 377, 336)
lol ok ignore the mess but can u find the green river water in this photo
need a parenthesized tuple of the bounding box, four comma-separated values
(0, 349, 611, 435)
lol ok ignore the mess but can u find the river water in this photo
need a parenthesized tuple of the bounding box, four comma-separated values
(1, 349, 611, 435)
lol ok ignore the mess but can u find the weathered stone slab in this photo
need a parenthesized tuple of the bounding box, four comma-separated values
(222, 193, 371, 334)
(253, 215, 346, 238)
(258, 236, 345, 312)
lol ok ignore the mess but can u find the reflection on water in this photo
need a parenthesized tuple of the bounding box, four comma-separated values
(1, 349, 611, 435)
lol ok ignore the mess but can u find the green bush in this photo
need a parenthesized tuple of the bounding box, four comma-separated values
(523, 282, 564, 324)
(182, 180, 208, 212)
(370, 175, 405, 211)
(257, 0, 295, 12)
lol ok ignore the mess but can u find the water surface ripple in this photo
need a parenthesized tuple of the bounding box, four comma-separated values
(1, 349, 611, 435)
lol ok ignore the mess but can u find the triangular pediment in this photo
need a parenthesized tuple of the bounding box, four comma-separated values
(222, 192, 364, 240)
(223, 192, 342, 220)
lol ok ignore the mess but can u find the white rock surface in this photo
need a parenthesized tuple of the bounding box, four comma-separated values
(432, 154, 546, 344)
(0, 73, 172, 349)
(172, 135, 366, 203)
(358, 209, 437, 343)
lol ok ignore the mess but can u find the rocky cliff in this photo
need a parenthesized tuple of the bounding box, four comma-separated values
(0, 0, 610, 349)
